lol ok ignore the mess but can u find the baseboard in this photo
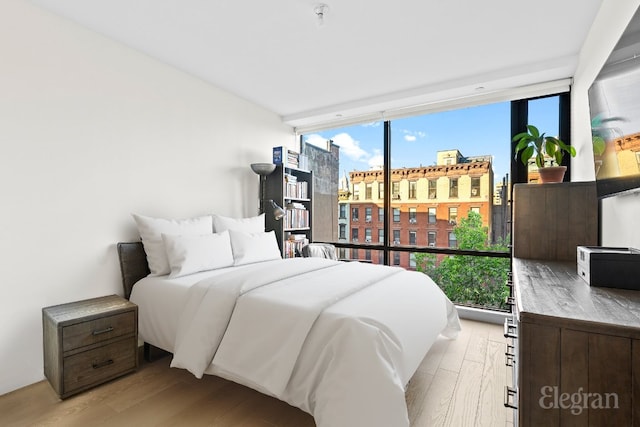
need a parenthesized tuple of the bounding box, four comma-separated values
(455, 305, 510, 325)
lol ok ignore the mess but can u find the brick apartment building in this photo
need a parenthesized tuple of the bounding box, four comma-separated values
(338, 150, 494, 268)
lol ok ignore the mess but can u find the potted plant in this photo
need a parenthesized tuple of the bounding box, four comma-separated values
(512, 124, 576, 183)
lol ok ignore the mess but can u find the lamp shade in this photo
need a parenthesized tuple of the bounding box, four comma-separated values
(270, 200, 286, 220)
(250, 163, 276, 175)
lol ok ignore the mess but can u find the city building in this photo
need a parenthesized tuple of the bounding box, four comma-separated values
(340, 150, 494, 268)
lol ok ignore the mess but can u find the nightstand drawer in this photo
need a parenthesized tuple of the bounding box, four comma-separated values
(43, 295, 138, 398)
(63, 336, 136, 394)
(62, 311, 136, 352)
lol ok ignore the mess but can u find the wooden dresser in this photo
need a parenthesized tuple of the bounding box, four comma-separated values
(509, 258, 640, 426)
(43, 295, 138, 399)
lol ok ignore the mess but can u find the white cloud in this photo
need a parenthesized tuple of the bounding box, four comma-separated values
(304, 132, 374, 170)
(329, 132, 369, 162)
(401, 129, 426, 142)
(304, 134, 330, 149)
(368, 149, 383, 169)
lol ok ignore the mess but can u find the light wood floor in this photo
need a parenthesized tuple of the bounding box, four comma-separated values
(0, 319, 513, 426)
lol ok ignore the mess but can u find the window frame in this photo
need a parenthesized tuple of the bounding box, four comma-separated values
(310, 92, 570, 272)
(428, 179, 437, 199)
(449, 177, 458, 198)
(408, 181, 417, 199)
(428, 207, 436, 224)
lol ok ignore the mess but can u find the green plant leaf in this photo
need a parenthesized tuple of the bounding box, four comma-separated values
(521, 146, 534, 165)
(545, 140, 557, 157)
(514, 139, 530, 153)
(526, 124, 540, 138)
(554, 151, 563, 165)
(512, 131, 531, 142)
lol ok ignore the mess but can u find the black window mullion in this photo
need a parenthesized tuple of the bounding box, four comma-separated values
(383, 121, 391, 265)
(559, 92, 572, 181)
(511, 99, 529, 186)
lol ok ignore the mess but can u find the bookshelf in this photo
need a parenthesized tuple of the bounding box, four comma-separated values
(264, 164, 313, 258)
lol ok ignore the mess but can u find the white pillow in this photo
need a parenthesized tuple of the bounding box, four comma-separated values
(132, 213, 213, 276)
(229, 230, 282, 266)
(162, 231, 234, 278)
(212, 214, 265, 233)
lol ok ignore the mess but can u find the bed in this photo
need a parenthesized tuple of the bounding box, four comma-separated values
(117, 214, 460, 427)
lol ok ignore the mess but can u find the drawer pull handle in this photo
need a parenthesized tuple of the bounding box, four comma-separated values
(92, 326, 114, 336)
(503, 318, 518, 339)
(505, 353, 516, 367)
(92, 359, 114, 369)
(504, 386, 518, 409)
(505, 343, 516, 367)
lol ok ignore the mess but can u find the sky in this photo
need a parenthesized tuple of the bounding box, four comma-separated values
(303, 96, 560, 181)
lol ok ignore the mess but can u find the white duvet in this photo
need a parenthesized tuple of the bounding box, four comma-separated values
(131, 257, 460, 427)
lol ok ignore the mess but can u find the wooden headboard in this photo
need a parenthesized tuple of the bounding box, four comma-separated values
(116, 242, 150, 299)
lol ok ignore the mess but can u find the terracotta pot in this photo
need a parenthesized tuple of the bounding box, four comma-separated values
(538, 166, 567, 183)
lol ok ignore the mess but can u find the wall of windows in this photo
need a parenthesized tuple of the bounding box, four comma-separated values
(301, 93, 568, 310)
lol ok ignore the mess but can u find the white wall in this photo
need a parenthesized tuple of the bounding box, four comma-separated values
(0, 0, 295, 395)
(572, 0, 640, 248)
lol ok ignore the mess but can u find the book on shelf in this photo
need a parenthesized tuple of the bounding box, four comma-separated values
(283, 237, 309, 258)
(285, 202, 309, 229)
(284, 178, 308, 199)
(273, 146, 299, 168)
(288, 233, 308, 241)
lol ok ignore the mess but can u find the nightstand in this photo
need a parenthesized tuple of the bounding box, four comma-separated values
(42, 295, 138, 399)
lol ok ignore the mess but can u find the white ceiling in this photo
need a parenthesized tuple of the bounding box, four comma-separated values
(31, 0, 604, 129)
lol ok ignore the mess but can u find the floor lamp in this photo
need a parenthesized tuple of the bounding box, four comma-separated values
(250, 163, 285, 220)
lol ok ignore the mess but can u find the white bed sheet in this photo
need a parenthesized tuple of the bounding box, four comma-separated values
(130, 258, 460, 427)
(130, 261, 284, 353)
